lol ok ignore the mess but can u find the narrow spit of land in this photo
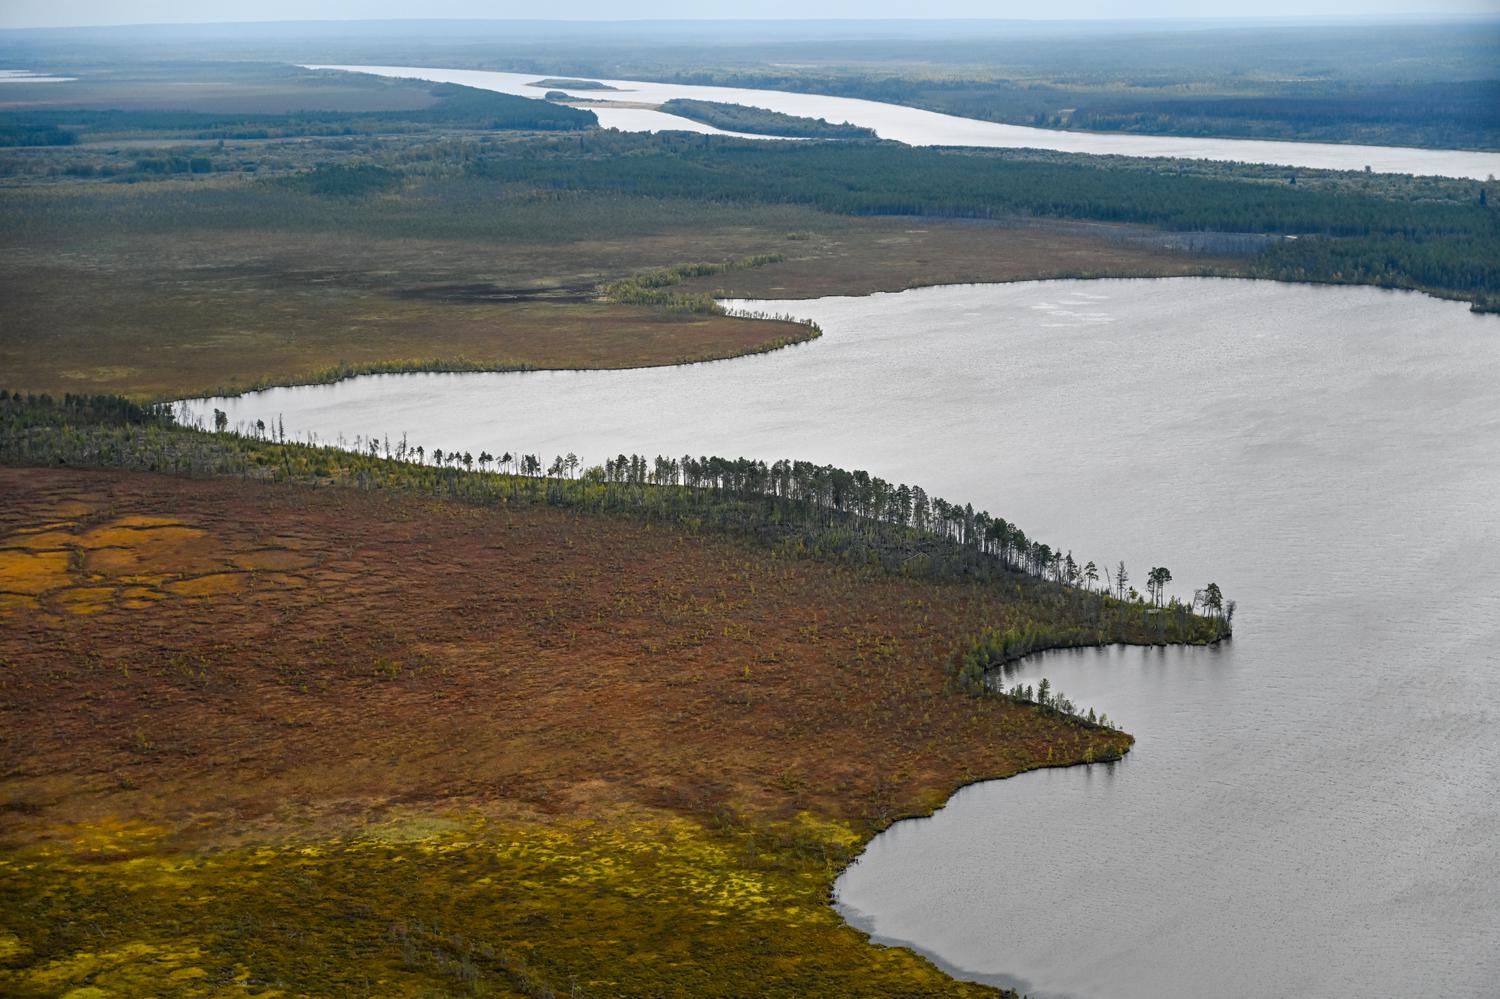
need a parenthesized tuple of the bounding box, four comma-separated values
(0, 399, 1229, 997)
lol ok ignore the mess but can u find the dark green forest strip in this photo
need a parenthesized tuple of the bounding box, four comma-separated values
(462, 132, 1500, 310)
(0, 81, 595, 146)
(658, 99, 877, 139)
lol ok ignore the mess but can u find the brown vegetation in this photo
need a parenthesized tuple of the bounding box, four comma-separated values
(0, 210, 1231, 400)
(688, 217, 1239, 299)
(0, 465, 1129, 996)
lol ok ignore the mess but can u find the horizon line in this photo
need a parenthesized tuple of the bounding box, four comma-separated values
(4, 13, 1498, 32)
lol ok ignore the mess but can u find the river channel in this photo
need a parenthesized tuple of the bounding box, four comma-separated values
(313, 64, 1500, 180)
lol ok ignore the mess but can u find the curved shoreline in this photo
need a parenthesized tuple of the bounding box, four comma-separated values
(167, 316, 822, 404)
(835, 753, 1138, 998)
(825, 636, 1233, 997)
(831, 743, 1136, 999)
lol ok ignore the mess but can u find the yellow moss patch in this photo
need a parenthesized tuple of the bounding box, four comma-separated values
(77, 525, 205, 551)
(110, 516, 190, 529)
(19, 940, 209, 998)
(1, 530, 78, 550)
(83, 547, 150, 575)
(0, 930, 30, 962)
(0, 813, 988, 999)
(41, 819, 172, 858)
(0, 549, 71, 595)
(231, 549, 315, 572)
(50, 586, 116, 615)
(164, 573, 245, 598)
(75, 522, 234, 580)
(0, 593, 41, 614)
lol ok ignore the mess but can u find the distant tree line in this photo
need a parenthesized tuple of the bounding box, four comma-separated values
(0, 82, 595, 147)
(462, 131, 1500, 310)
(583, 66, 1499, 151)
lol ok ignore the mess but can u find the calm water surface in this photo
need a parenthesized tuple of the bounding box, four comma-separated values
(312, 64, 1500, 179)
(185, 279, 1500, 998)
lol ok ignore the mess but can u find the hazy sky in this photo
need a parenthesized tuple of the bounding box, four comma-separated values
(2, 1, 1496, 29)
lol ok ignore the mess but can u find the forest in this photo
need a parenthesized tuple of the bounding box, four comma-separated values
(0, 80, 595, 146)
(657, 99, 876, 139)
(462, 132, 1500, 309)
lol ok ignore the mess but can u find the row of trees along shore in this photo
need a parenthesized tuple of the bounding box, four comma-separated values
(3, 390, 1233, 707)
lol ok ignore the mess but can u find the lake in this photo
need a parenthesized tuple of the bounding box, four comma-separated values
(182, 278, 1500, 998)
(310, 64, 1500, 180)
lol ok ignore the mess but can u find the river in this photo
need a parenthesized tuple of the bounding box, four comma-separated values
(181, 278, 1500, 998)
(310, 64, 1500, 180)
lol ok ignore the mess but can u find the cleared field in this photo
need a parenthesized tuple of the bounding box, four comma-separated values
(0, 465, 1130, 997)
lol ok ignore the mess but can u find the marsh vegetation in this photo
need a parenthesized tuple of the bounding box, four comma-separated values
(0, 388, 1237, 997)
(2, 26, 1488, 996)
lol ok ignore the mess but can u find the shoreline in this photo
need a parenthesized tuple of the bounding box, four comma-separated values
(162, 316, 822, 405)
(168, 273, 1488, 406)
(0, 414, 1223, 997)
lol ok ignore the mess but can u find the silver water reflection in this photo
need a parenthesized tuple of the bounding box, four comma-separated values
(183, 279, 1500, 998)
(312, 64, 1500, 180)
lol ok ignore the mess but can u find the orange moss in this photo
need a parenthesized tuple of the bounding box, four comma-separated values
(0, 550, 71, 595)
(1, 467, 1134, 998)
(162, 573, 245, 597)
(0, 594, 40, 614)
(230, 549, 316, 571)
(48, 586, 116, 615)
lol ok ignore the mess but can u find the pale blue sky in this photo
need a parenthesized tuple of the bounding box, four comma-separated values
(2, 1, 1496, 29)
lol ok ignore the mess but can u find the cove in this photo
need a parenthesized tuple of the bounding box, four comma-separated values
(182, 278, 1500, 998)
(311, 64, 1500, 180)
